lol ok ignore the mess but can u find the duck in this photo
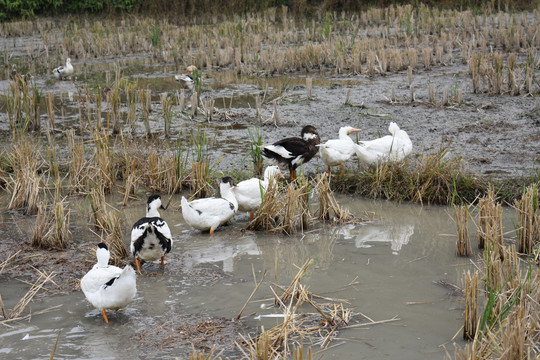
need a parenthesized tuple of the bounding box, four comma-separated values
(175, 65, 197, 90)
(317, 126, 362, 174)
(262, 125, 321, 180)
(130, 195, 173, 274)
(9, 64, 32, 84)
(52, 57, 74, 80)
(354, 122, 412, 166)
(80, 243, 137, 324)
(181, 177, 238, 234)
(232, 165, 283, 220)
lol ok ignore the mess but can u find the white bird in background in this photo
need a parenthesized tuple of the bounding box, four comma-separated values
(52, 57, 74, 80)
(317, 126, 362, 174)
(130, 195, 173, 275)
(80, 243, 137, 324)
(175, 65, 197, 89)
(232, 165, 283, 220)
(354, 122, 412, 166)
(181, 177, 238, 234)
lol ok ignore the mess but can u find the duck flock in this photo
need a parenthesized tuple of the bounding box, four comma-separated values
(40, 58, 413, 322)
(81, 121, 412, 322)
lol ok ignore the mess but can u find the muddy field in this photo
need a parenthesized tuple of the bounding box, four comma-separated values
(0, 6, 539, 359)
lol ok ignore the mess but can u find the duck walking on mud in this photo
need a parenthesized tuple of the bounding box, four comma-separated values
(130, 195, 173, 274)
(262, 125, 321, 180)
(80, 243, 137, 324)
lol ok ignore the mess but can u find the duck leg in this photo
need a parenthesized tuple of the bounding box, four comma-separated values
(290, 168, 297, 181)
(327, 165, 332, 174)
(339, 164, 344, 175)
(135, 258, 143, 275)
(101, 309, 109, 323)
(249, 212, 255, 220)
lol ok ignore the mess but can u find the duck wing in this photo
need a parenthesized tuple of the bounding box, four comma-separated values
(131, 217, 172, 256)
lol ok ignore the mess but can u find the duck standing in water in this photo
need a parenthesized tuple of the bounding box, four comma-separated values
(354, 122, 412, 166)
(181, 177, 238, 234)
(52, 58, 74, 80)
(317, 126, 362, 174)
(80, 243, 137, 323)
(232, 165, 283, 220)
(175, 65, 197, 90)
(130, 195, 173, 274)
(262, 125, 321, 180)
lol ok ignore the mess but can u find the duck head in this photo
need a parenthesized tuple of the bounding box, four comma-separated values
(147, 195, 165, 217)
(96, 242, 110, 267)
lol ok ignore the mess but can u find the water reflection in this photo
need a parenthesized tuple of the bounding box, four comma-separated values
(334, 222, 415, 255)
(180, 233, 260, 273)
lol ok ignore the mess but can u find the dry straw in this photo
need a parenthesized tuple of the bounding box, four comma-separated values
(462, 270, 478, 340)
(454, 205, 471, 256)
(314, 173, 355, 224)
(32, 196, 70, 250)
(515, 184, 539, 255)
(245, 178, 281, 232)
(7, 136, 41, 215)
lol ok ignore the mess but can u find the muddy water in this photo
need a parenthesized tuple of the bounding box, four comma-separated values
(0, 195, 489, 359)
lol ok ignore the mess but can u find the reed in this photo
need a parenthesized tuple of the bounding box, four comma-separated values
(6, 136, 41, 215)
(160, 93, 173, 137)
(314, 173, 354, 223)
(89, 186, 129, 264)
(32, 195, 70, 250)
(306, 77, 312, 98)
(90, 126, 115, 194)
(239, 258, 365, 359)
(454, 205, 472, 256)
(476, 186, 504, 254)
(245, 177, 281, 232)
(281, 181, 305, 235)
(515, 184, 539, 255)
(67, 130, 92, 194)
(1, 270, 56, 324)
(462, 270, 478, 340)
(189, 128, 213, 198)
(246, 126, 264, 177)
(140, 88, 152, 137)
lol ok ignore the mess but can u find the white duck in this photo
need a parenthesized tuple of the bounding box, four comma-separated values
(130, 195, 173, 274)
(232, 165, 283, 220)
(181, 177, 238, 234)
(80, 243, 137, 323)
(175, 65, 197, 90)
(52, 58, 74, 80)
(354, 122, 412, 166)
(317, 126, 362, 174)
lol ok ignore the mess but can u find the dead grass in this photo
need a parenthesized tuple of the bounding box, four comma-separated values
(333, 144, 484, 205)
(0, 269, 60, 325)
(238, 259, 400, 359)
(31, 196, 70, 250)
(515, 184, 539, 255)
(454, 205, 471, 256)
(6, 136, 42, 215)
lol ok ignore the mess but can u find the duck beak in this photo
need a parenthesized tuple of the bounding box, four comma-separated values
(349, 128, 362, 134)
(277, 172, 285, 179)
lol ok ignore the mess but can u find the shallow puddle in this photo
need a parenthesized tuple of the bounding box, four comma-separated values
(0, 194, 490, 359)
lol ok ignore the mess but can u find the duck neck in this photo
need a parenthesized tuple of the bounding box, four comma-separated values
(222, 188, 238, 211)
(96, 248, 110, 268)
(146, 207, 161, 218)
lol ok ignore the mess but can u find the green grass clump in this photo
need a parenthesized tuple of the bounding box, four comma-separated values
(332, 145, 485, 205)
